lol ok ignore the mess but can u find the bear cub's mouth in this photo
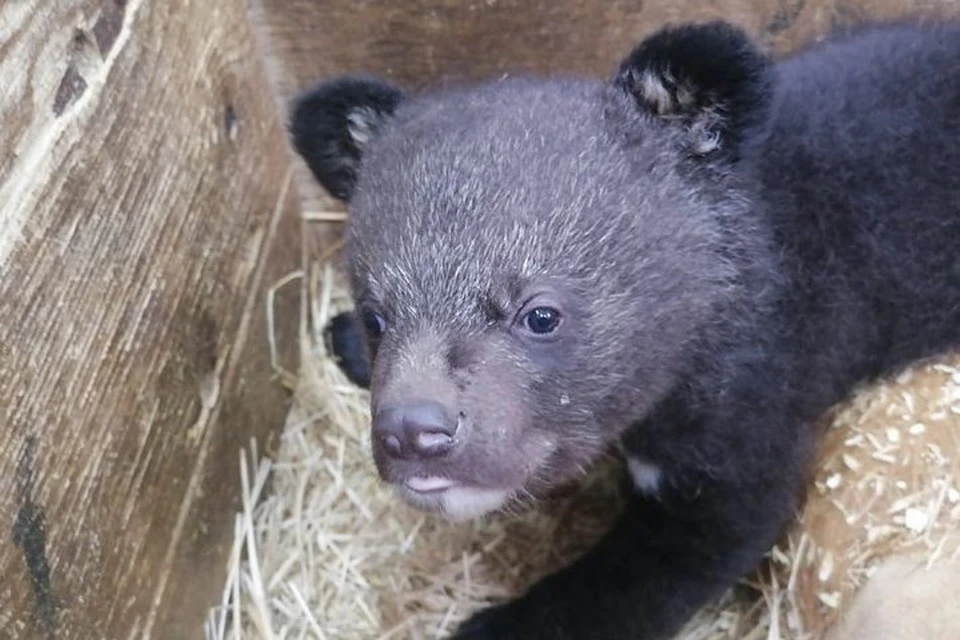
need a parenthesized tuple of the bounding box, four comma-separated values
(404, 475, 457, 493)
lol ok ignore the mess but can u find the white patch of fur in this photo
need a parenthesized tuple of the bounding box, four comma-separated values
(640, 70, 675, 115)
(626, 455, 662, 495)
(440, 486, 510, 522)
(346, 106, 379, 146)
(689, 122, 722, 155)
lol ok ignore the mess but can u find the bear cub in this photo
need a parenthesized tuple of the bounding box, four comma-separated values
(289, 18, 960, 640)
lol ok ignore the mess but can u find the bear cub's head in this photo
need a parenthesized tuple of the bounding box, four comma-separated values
(289, 21, 776, 521)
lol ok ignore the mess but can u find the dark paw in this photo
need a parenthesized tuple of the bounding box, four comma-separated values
(324, 311, 371, 388)
(450, 577, 589, 639)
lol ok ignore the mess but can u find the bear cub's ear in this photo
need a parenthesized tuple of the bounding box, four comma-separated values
(288, 76, 405, 201)
(612, 21, 774, 160)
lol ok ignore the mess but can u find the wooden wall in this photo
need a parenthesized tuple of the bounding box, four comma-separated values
(0, 2, 303, 638)
(249, 0, 960, 222)
(249, 0, 960, 103)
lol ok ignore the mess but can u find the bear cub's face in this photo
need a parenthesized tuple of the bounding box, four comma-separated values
(289, 22, 774, 520)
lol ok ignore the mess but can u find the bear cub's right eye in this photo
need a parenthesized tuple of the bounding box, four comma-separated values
(361, 310, 387, 338)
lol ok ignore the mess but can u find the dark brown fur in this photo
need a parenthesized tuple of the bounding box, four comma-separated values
(289, 18, 960, 639)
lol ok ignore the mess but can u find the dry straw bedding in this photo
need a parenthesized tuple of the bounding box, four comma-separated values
(205, 218, 960, 640)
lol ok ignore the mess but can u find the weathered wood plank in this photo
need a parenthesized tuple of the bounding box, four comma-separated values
(0, 1, 303, 638)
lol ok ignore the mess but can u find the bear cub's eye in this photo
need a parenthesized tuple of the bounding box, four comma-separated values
(523, 306, 562, 335)
(362, 310, 387, 338)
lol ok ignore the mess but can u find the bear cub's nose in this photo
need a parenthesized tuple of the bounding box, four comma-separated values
(373, 401, 459, 460)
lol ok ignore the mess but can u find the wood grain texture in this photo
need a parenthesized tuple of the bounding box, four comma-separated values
(0, 1, 303, 638)
(251, 0, 960, 100)
(249, 0, 960, 229)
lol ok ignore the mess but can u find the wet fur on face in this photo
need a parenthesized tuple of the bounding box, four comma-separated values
(290, 17, 960, 639)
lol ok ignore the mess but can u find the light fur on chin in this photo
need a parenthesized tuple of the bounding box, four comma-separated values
(439, 486, 512, 522)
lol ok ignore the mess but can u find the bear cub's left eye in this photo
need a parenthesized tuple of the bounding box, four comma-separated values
(523, 306, 562, 335)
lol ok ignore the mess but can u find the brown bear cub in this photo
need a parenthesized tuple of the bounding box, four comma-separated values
(289, 18, 960, 640)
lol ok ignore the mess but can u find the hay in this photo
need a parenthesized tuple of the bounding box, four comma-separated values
(204, 214, 959, 640)
(788, 355, 960, 637)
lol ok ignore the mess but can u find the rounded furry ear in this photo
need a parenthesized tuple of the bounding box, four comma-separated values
(288, 76, 405, 201)
(611, 21, 773, 160)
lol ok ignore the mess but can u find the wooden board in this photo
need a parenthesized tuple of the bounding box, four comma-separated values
(249, 0, 960, 230)
(0, 1, 305, 638)
(251, 0, 960, 100)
